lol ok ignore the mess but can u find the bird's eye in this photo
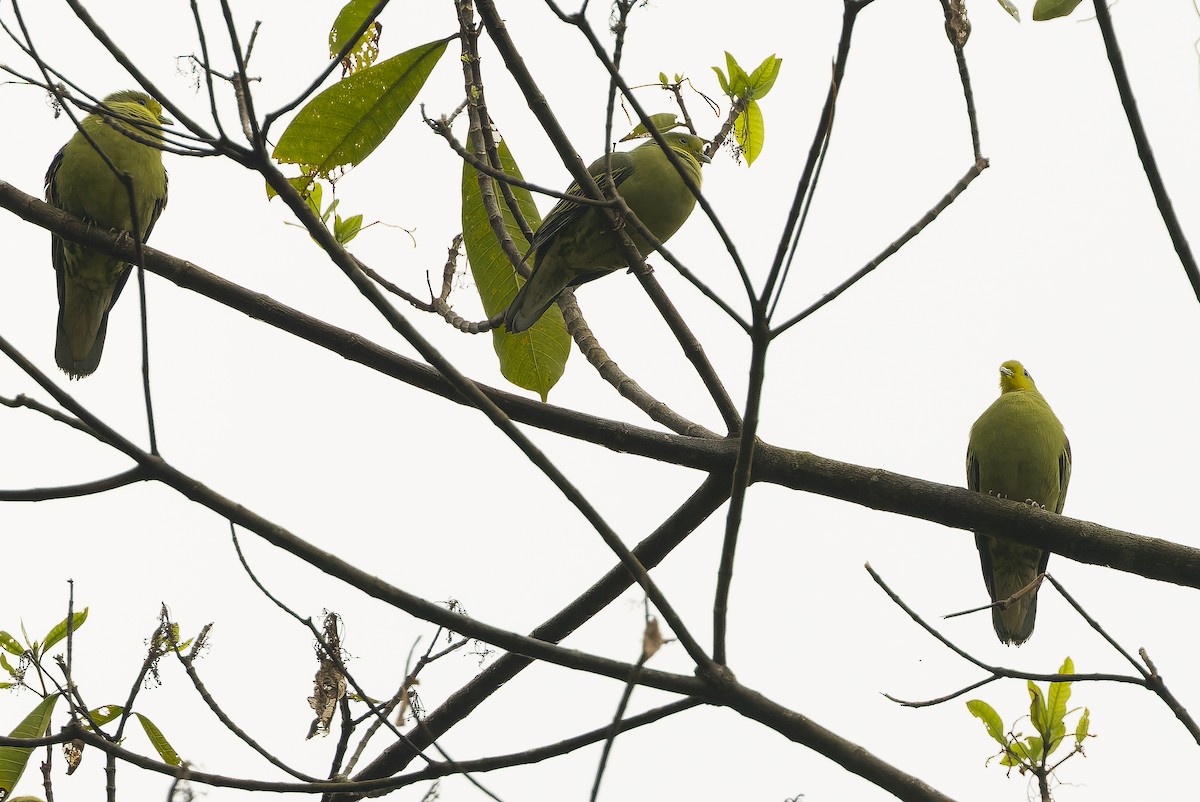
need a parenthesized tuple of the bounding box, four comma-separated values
(1024, 370, 1032, 379)
(137, 98, 147, 106)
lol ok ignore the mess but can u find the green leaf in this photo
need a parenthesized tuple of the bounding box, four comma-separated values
(0, 632, 23, 657)
(724, 51, 751, 96)
(273, 37, 450, 178)
(461, 139, 570, 401)
(1028, 681, 1048, 735)
(747, 54, 782, 98)
(620, 113, 682, 141)
(1046, 656, 1073, 750)
(996, 0, 1021, 21)
(0, 654, 16, 680)
(711, 65, 730, 96)
(1075, 707, 1090, 746)
(134, 714, 181, 767)
(1032, 0, 1084, 20)
(734, 99, 765, 165)
(305, 182, 324, 213)
(0, 693, 60, 798)
(1021, 735, 1044, 764)
(335, 213, 364, 245)
(658, 71, 668, 86)
(329, 0, 384, 73)
(1047, 720, 1067, 758)
(966, 700, 1007, 747)
(41, 608, 88, 655)
(87, 705, 124, 727)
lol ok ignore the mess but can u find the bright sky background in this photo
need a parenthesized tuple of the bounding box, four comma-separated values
(2, 1, 1200, 801)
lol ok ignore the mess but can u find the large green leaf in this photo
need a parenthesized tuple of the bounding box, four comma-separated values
(966, 699, 1007, 748)
(734, 99, 765, 165)
(0, 693, 60, 798)
(724, 52, 751, 95)
(461, 139, 570, 400)
(273, 37, 450, 178)
(1028, 681, 1048, 735)
(747, 54, 782, 98)
(1046, 656, 1073, 755)
(135, 714, 181, 766)
(40, 608, 88, 656)
(87, 705, 124, 727)
(0, 632, 23, 657)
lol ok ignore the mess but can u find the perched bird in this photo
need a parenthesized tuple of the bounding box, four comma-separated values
(966, 360, 1071, 645)
(502, 131, 709, 333)
(46, 90, 170, 378)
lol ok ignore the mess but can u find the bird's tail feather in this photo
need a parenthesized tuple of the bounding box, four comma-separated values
(56, 281, 117, 379)
(503, 268, 566, 334)
(981, 536, 1044, 645)
(991, 591, 1038, 646)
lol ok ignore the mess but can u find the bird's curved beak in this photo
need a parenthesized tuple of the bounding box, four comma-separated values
(159, 113, 174, 126)
(999, 366, 1015, 378)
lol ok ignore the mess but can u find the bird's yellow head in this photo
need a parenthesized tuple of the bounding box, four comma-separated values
(998, 360, 1038, 393)
(99, 90, 173, 133)
(662, 131, 711, 164)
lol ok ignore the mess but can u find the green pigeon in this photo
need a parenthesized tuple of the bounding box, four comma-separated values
(967, 360, 1072, 645)
(46, 90, 170, 378)
(502, 131, 709, 333)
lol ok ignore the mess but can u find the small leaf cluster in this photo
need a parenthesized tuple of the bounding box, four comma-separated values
(967, 657, 1093, 783)
(711, 52, 782, 165)
(0, 610, 191, 800)
(286, 182, 364, 247)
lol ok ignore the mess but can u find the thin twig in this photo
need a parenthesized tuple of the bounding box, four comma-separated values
(173, 640, 321, 781)
(0, 468, 146, 501)
(865, 563, 1146, 697)
(1092, 0, 1200, 301)
(773, 158, 987, 337)
(343, 475, 731, 789)
(1043, 574, 1200, 744)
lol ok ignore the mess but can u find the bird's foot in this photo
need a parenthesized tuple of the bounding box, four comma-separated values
(1024, 499, 1046, 509)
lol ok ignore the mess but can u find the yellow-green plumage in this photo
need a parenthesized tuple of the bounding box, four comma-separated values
(46, 90, 170, 378)
(966, 360, 1071, 645)
(502, 131, 709, 333)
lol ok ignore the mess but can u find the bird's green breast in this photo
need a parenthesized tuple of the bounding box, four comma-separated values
(968, 390, 1067, 509)
(54, 115, 166, 232)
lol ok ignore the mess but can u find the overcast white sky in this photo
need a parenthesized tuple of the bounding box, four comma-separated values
(3, 1, 1200, 801)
